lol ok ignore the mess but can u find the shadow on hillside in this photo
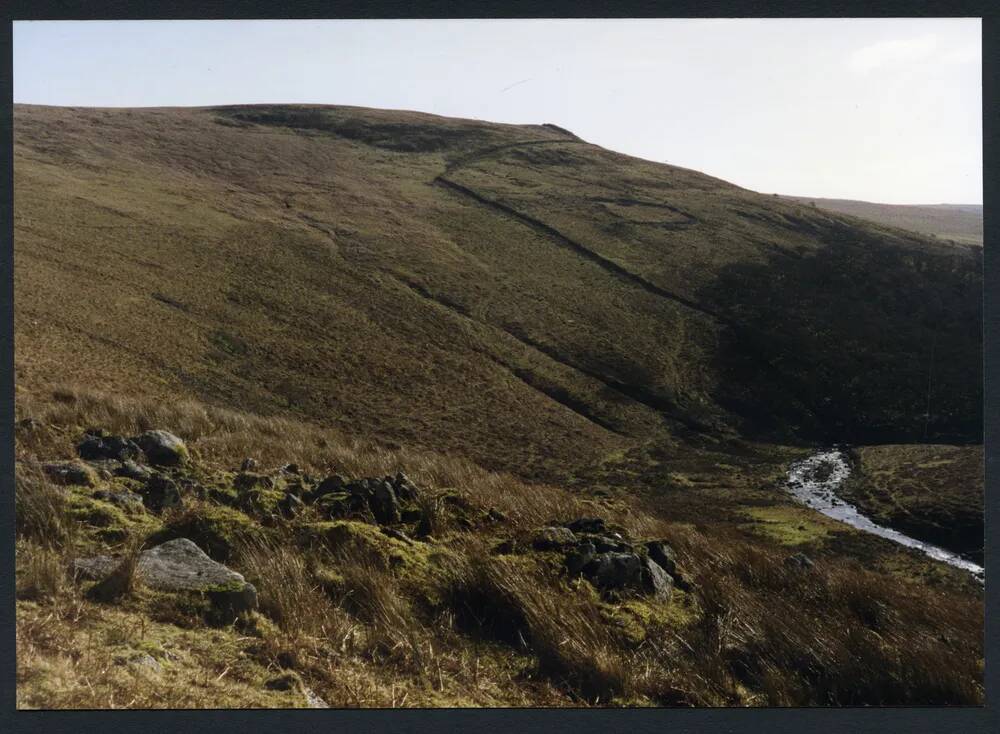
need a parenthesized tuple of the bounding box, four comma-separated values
(699, 221, 983, 445)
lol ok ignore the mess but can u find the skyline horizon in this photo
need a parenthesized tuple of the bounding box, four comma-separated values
(13, 19, 982, 206)
(13, 98, 984, 208)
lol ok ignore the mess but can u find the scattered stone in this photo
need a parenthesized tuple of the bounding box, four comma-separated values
(78, 433, 142, 462)
(785, 552, 814, 570)
(532, 526, 578, 550)
(75, 538, 257, 617)
(565, 517, 606, 534)
(115, 459, 153, 481)
(133, 430, 188, 466)
(142, 474, 183, 513)
(119, 653, 162, 673)
(42, 460, 97, 487)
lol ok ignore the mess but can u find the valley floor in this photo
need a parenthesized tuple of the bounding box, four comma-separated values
(14, 385, 984, 708)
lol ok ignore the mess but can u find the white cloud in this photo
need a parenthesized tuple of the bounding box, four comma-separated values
(849, 34, 938, 73)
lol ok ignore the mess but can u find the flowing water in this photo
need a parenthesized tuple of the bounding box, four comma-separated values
(786, 449, 984, 581)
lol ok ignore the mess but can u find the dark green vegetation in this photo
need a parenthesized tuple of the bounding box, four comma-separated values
(13, 104, 983, 707)
(782, 196, 983, 247)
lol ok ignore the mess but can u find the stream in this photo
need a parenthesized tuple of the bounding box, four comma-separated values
(786, 449, 984, 581)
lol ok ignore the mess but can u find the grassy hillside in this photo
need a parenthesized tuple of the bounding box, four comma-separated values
(13, 103, 984, 707)
(782, 196, 983, 246)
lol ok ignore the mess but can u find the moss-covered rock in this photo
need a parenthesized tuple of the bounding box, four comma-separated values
(148, 504, 266, 562)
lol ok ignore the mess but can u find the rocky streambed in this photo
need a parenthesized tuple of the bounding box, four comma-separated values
(786, 449, 984, 581)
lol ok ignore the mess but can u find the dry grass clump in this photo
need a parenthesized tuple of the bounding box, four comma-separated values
(666, 539, 984, 706)
(237, 537, 358, 656)
(442, 553, 632, 703)
(14, 469, 77, 548)
(86, 536, 146, 604)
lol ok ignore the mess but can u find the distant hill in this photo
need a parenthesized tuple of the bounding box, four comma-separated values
(13, 104, 982, 480)
(12, 103, 985, 709)
(781, 196, 983, 246)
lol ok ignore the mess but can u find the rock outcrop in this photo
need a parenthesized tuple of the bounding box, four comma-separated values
(74, 538, 257, 617)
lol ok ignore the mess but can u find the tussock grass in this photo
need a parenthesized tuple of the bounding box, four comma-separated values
(13, 387, 984, 707)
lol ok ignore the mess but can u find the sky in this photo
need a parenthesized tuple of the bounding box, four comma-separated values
(12, 18, 982, 205)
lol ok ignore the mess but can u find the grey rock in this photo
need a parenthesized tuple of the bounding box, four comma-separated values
(115, 459, 154, 481)
(132, 430, 188, 467)
(582, 552, 673, 599)
(641, 556, 674, 600)
(78, 434, 142, 462)
(42, 460, 96, 487)
(532, 526, 578, 550)
(119, 653, 162, 673)
(142, 474, 182, 513)
(590, 535, 632, 553)
(646, 541, 678, 576)
(240, 458, 258, 472)
(74, 538, 257, 616)
(565, 518, 606, 534)
(303, 686, 329, 708)
(370, 480, 400, 525)
(93, 489, 145, 512)
(565, 541, 597, 576)
(310, 474, 346, 501)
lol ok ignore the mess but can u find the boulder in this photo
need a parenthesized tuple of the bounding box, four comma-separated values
(370, 480, 400, 525)
(133, 430, 188, 466)
(581, 552, 673, 600)
(42, 460, 97, 487)
(240, 458, 258, 472)
(74, 538, 257, 618)
(565, 541, 597, 576)
(310, 474, 347, 501)
(645, 541, 678, 577)
(115, 460, 153, 482)
(641, 556, 675, 600)
(142, 474, 183, 513)
(532, 526, 578, 550)
(590, 534, 632, 553)
(78, 433, 142, 462)
(565, 517, 606, 534)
